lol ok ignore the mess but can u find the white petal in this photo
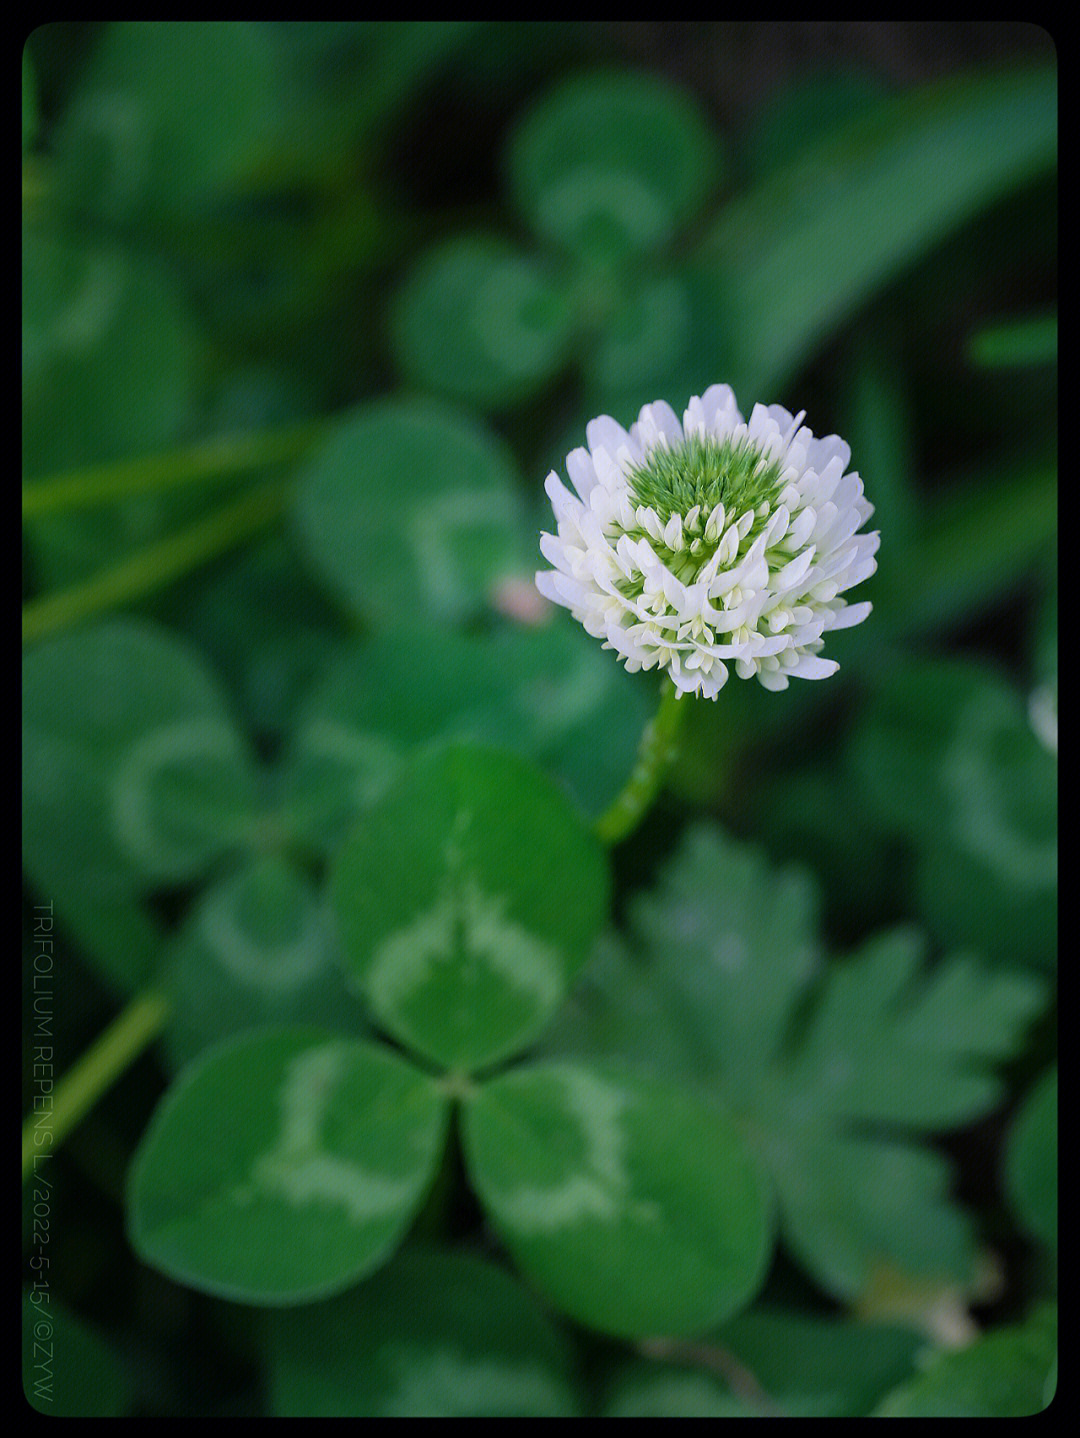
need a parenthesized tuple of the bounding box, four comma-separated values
(587, 415, 638, 464)
(824, 600, 872, 630)
(565, 447, 599, 502)
(634, 399, 683, 451)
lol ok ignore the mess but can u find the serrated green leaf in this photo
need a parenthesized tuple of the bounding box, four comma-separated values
(1005, 1065, 1057, 1253)
(22, 619, 257, 990)
(767, 1130, 975, 1299)
(462, 1060, 772, 1338)
(712, 1308, 924, 1416)
(508, 70, 721, 263)
(874, 1303, 1056, 1416)
(628, 825, 821, 1106)
(128, 1029, 448, 1304)
(332, 745, 608, 1071)
(266, 1246, 580, 1416)
(782, 928, 1044, 1130)
(162, 856, 367, 1070)
(293, 400, 529, 628)
(392, 234, 577, 409)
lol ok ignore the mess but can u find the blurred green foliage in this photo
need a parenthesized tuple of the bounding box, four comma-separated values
(23, 22, 1055, 1418)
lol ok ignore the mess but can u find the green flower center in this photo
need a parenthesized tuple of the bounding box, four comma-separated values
(627, 433, 785, 527)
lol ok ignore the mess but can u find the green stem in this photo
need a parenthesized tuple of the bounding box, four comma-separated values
(594, 678, 688, 846)
(22, 479, 289, 644)
(22, 988, 171, 1185)
(22, 421, 325, 516)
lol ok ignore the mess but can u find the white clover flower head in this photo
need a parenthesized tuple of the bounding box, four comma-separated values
(536, 384, 879, 698)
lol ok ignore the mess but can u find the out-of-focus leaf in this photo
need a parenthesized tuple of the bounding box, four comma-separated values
(180, 536, 345, 745)
(162, 856, 367, 1071)
(22, 45, 38, 154)
(392, 235, 577, 410)
(22, 234, 200, 588)
(128, 1029, 448, 1303)
(739, 67, 885, 181)
(332, 745, 608, 1072)
(22, 620, 257, 990)
(852, 656, 1057, 967)
(874, 1303, 1056, 1416)
(54, 22, 278, 220)
(508, 69, 722, 263)
(691, 67, 1057, 398)
(968, 312, 1057, 369)
(23, 1291, 128, 1417)
(602, 1309, 922, 1416)
(872, 464, 1057, 639)
(266, 1246, 580, 1416)
(278, 621, 652, 851)
(1005, 1065, 1057, 1254)
(293, 400, 530, 628)
(462, 1059, 773, 1338)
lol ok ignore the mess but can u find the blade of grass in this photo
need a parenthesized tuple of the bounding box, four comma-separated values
(23, 479, 289, 644)
(22, 420, 324, 516)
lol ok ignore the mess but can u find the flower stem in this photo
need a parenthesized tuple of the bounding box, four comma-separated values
(22, 988, 171, 1185)
(594, 678, 688, 846)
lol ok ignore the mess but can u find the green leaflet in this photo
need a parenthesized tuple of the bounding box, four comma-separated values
(851, 656, 1057, 968)
(507, 69, 722, 263)
(331, 745, 608, 1072)
(293, 399, 530, 628)
(128, 1029, 448, 1304)
(265, 1246, 580, 1416)
(874, 1303, 1056, 1417)
(162, 855, 367, 1071)
(279, 621, 651, 851)
(22, 1291, 128, 1417)
(601, 1309, 922, 1417)
(22, 619, 259, 991)
(461, 1060, 772, 1338)
(1005, 1066, 1057, 1255)
(391, 234, 577, 410)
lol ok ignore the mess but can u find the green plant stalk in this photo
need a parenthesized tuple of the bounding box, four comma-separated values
(22, 421, 325, 516)
(22, 988, 171, 1185)
(22, 479, 289, 644)
(594, 678, 688, 846)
